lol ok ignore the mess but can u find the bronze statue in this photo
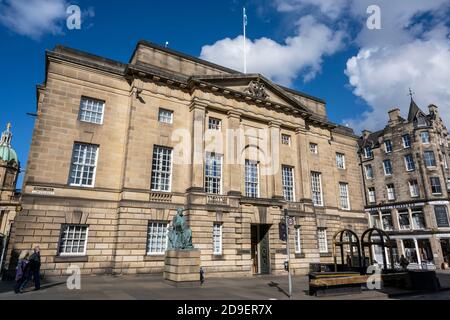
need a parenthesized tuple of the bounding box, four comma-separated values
(167, 208, 194, 250)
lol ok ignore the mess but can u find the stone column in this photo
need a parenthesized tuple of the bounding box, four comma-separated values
(430, 235, 444, 269)
(295, 125, 308, 201)
(269, 121, 283, 199)
(189, 101, 207, 192)
(227, 111, 242, 196)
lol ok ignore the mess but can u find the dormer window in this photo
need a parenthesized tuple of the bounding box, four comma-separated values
(417, 116, 427, 127)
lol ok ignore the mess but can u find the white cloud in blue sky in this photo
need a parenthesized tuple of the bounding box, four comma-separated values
(202, 0, 450, 132)
(0, 0, 68, 39)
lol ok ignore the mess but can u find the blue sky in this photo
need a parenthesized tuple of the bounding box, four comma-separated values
(0, 0, 449, 187)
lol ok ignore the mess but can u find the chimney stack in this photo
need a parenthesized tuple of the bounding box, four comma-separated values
(388, 108, 401, 125)
(428, 104, 438, 116)
(362, 130, 372, 139)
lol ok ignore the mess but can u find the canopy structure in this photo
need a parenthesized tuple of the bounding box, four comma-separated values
(361, 228, 395, 271)
(333, 229, 362, 272)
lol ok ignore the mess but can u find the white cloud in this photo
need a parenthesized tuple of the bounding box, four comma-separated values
(274, 0, 348, 19)
(0, 0, 68, 39)
(200, 15, 345, 86)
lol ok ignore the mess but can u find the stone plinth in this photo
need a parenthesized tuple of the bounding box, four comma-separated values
(164, 250, 201, 287)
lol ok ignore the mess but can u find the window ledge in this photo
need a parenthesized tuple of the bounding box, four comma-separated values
(54, 256, 88, 263)
(212, 255, 225, 261)
(144, 255, 165, 262)
(320, 253, 332, 258)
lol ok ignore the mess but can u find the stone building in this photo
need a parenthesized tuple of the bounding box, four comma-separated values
(7, 41, 367, 278)
(0, 123, 21, 272)
(359, 99, 450, 269)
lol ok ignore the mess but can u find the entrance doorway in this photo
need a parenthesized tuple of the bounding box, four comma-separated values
(251, 224, 271, 275)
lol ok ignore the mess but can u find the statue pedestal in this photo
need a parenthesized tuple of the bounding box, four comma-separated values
(164, 250, 201, 287)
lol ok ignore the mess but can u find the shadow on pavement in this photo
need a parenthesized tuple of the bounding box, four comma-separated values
(268, 281, 290, 298)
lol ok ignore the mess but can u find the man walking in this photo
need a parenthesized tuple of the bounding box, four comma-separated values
(20, 246, 41, 292)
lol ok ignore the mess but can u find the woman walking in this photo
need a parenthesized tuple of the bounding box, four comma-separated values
(14, 250, 30, 294)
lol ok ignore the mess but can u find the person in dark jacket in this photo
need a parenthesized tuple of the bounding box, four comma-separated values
(14, 250, 30, 294)
(20, 246, 41, 292)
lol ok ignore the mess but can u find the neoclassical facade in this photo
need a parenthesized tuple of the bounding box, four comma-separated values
(7, 41, 367, 277)
(359, 100, 450, 269)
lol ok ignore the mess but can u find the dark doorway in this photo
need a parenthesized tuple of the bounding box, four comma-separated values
(441, 239, 450, 264)
(251, 224, 271, 275)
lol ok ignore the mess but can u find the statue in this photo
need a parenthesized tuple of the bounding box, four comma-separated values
(167, 208, 194, 251)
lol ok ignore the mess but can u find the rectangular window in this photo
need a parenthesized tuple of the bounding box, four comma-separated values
(281, 134, 291, 146)
(365, 165, 374, 180)
(205, 153, 223, 194)
(245, 160, 259, 198)
(158, 108, 173, 124)
(370, 213, 381, 229)
(151, 146, 173, 192)
(383, 160, 393, 176)
(311, 172, 323, 206)
(364, 147, 373, 159)
(208, 117, 222, 131)
(409, 180, 420, 198)
(69, 143, 98, 187)
(420, 131, 430, 144)
(444, 154, 448, 169)
(404, 154, 415, 172)
(368, 187, 376, 204)
(424, 151, 437, 167)
(447, 178, 450, 191)
(434, 206, 450, 228)
(295, 226, 302, 254)
(430, 177, 442, 195)
(58, 225, 88, 256)
(147, 222, 168, 255)
(402, 134, 411, 148)
(78, 97, 105, 125)
(339, 183, 350, 210)
(336, 153, 346, 169)
(412, 209, 426, 230)
(381, 211, 394, 231)
(384, 140, 393, 153)
(318, 228, 328, 253)
(213, 223, 223, 255)
(310, 143, 318, 154)
(398, 210, 411, 230)
(387, 184, 396, 201)
(282, 166, 295, 202)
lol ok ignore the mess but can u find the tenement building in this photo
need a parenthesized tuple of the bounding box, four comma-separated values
(0, 123, 21, 270)
(6, 41, 367, 277)
(359, 99, 450, 270)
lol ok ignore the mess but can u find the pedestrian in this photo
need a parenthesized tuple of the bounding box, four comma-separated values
(14, 250, 30, 294)
(400, 255, 409, 271)
(200, 267, 205, 285)
(346, 254, 352, 267)
(20, 246, 41, 292)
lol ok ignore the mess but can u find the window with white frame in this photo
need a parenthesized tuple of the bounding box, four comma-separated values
(364, 147, 373, 159)
(281, 134, 291, 146)
(447, 178, 450, 191)
(282, 166, 295, 202)
(387, 184, 396, 200)
(336, 153, 346, 169)
(365, 165, 374, 180)
(409, 180, 420, 198)
(420, 131, 430, 144)
(151, 146, 173, 192)
(402, 134, 411, 148)
(317, 228, 328, 253)
(339, 182, 350, 210)
(310, 143, 318, 154)
(381, 211, 394, 231)
(434, 206, 450, 228)
(430, 177, 442, 195)
(404, 154, 415, 172)
(78, 97, 105, 125)
(58, 225, 88, 256)
(412, 209, 426, 229)
(383, 160, 393, 176)
(294, 226, 302, 254)
(147, 221, 168, 255)
(444, 154, 448, 169)
(69, 143, 99, 187)
(208, 117, 222, 131)
(158, 108, 173, 124)
(398, 210, 411, 230)
(311, 172, 323, 206)
(205, 153, 223, 194)
(384, 140, 393, 153)
(368, 187, 376, 204)
(245, 160, 259, 198)
(213, 223, 223, 255)
(424, 151, 437, 167)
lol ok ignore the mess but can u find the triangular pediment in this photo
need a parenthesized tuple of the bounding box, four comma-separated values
(191, 74, 310, 114)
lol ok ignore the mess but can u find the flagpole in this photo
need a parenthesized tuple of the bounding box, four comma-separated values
(243, 7, 247, 74)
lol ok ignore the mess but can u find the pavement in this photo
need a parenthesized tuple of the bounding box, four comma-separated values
(0, 272, 449, 300)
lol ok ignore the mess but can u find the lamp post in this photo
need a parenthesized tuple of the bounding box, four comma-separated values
(284, 209, 293, 299)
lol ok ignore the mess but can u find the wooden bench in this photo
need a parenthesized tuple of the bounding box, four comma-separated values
(309, 273, 369, 297)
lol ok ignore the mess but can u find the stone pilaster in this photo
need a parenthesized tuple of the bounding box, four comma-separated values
(189, 101, 207, 192)
(269, 121, 283, 199)
(227, 111, 242, 196)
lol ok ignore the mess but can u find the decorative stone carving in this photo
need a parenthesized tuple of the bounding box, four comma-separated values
(244, 80, 269, 100)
